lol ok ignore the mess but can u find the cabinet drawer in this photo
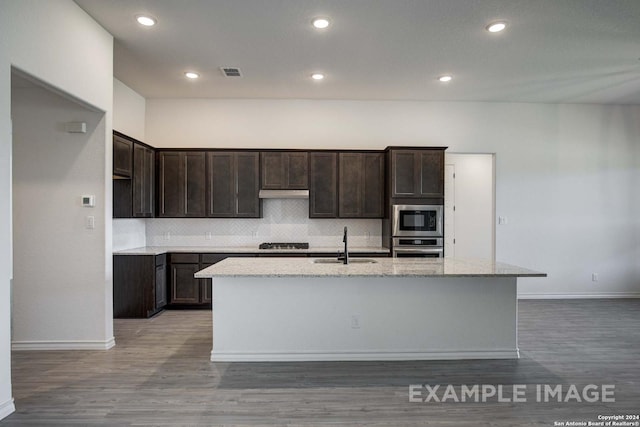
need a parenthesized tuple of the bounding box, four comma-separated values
(170, 253, 199, 263)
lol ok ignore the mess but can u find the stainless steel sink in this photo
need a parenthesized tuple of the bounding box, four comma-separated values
(312, 258, 378, 264)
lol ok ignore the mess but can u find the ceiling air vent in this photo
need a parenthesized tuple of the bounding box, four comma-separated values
(220, 67, 242, 77)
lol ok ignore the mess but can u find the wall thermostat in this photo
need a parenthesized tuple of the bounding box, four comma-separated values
(81, 195, 95, 207)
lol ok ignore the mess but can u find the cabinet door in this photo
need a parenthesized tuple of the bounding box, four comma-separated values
(338, 153, 362, 217)
(309, 152, 337, 218)
(362, 152, 384, 217)
(418, 150, 444, 198)
(170, 263, 200, 304)
(391, 150, 418, 197)
(339, 152, 384, 218)
(158, 152, 183, 217)
(201, 279, 212, 304)
(155, 262, 167, 309)
(286, 152, 308, 189)
(184, 152, 206, 217)
(208, 152, 235, 217)
(261, 152, 284, 189)
(236, 152, 261, 217)
(113, 134, 133, 177)
(133, 144, 154, 217)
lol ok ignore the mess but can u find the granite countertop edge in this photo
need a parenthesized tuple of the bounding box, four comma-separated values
(194, 258, 547, 279)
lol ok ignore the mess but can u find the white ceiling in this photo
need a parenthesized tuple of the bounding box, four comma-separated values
(74, 0, 640, 104)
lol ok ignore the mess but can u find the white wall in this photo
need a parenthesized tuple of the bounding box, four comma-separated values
(0, 0, 113, 419)
(147, 99, 640, 298)
(113, 78, 146, 141)
(12, 82, 112, 348)
(112, 78, 147, 250)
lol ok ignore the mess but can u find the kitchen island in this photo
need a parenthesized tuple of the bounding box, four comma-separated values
(195, 257, 545, 362)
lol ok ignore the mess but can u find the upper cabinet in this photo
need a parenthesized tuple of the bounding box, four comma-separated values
(208, 151, 261, 218)
(309, 152, 337, 218)
(338, 152, 384, 218)
(389, 148, 446, 199)
(112, 131, 155, 218)
(261, 151, 308, 190)
(113, 133, 133, 178)
(157, 151, 207, 217)
(132, 143, 154, 217)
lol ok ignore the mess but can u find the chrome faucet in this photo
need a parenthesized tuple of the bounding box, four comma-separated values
(338, 226, 349, 264)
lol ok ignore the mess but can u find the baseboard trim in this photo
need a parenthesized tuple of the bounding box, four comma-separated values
(211, 348, 519, 362)
(518, 293, 640, 299)
(12, 337, 116, 351)
(0, 398, 16, 421)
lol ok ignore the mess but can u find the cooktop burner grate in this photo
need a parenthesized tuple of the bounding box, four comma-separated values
(259, 242, 310, 250)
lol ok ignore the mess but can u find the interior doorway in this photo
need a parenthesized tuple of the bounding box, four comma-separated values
(444, 153, 495, 260)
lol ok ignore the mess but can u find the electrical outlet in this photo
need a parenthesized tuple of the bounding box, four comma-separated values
(351, 315, 361, 329)
(205, 232, 212, 240)
(592, 273, 599, 282)
(498, 216, 508, 225)
(365, 231, 371, 240)
(164, 231, 171, 241)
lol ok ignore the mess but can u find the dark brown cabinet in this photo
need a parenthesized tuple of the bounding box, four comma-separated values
(133, 143, 154, 217)
(169, 253, 201, 305)
(113, 254, 167, 318)
(338, 152, 384, 218)
(157, 151, 207, 217)
(168, 253, 256, 307)
(155, 254, 167, 308)
(113, 132, 155, 218)
(309, 152, 338, 218)
(207, 151, 261, 218)
(113, 133, 133, 178)
(389, 148, 445, 199)
(261, 151, 308, 189)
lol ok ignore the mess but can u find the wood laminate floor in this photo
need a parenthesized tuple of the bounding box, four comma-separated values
(3, 300, 640, 426)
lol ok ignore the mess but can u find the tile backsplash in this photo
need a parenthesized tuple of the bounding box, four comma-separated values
(145, 199, 382, 247)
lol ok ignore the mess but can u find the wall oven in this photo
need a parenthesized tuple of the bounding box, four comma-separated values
(392, 237, 443, 258)
(392, 205, 443, 238)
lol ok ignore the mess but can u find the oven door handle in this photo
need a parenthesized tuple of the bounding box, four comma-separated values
(392, 247, 443, 254)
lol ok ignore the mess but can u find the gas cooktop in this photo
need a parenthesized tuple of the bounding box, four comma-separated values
(259, 242, 310, 250)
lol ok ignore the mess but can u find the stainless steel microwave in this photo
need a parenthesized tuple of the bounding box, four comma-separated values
(392, 204, 443, 237)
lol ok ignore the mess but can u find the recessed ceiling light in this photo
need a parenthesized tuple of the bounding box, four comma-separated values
(486, 21, 507, 33)
(311, 73, 325, 81)
(136, 15, 156, 27)
(438, 75, 453, 83)
(312, 18, 330, 29)
(185, 72, 200, 79)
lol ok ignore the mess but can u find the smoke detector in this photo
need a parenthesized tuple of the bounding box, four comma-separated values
(220, 67, 242, 77)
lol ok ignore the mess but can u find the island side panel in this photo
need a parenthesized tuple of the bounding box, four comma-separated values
(211, 276, 518, 361)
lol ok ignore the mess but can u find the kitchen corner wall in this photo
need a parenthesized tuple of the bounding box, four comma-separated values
(146, 199, 381, 248)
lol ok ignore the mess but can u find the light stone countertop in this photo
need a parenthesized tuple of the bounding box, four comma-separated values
(113, 246, 390, 256)
(195, 257, 547, 278)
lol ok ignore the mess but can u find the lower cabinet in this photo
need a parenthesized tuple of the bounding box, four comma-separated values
(168, 253, 256, 308)
(113, 254, 167, 318)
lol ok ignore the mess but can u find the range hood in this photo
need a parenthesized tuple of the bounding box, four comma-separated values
(258, 189, 309, 199)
